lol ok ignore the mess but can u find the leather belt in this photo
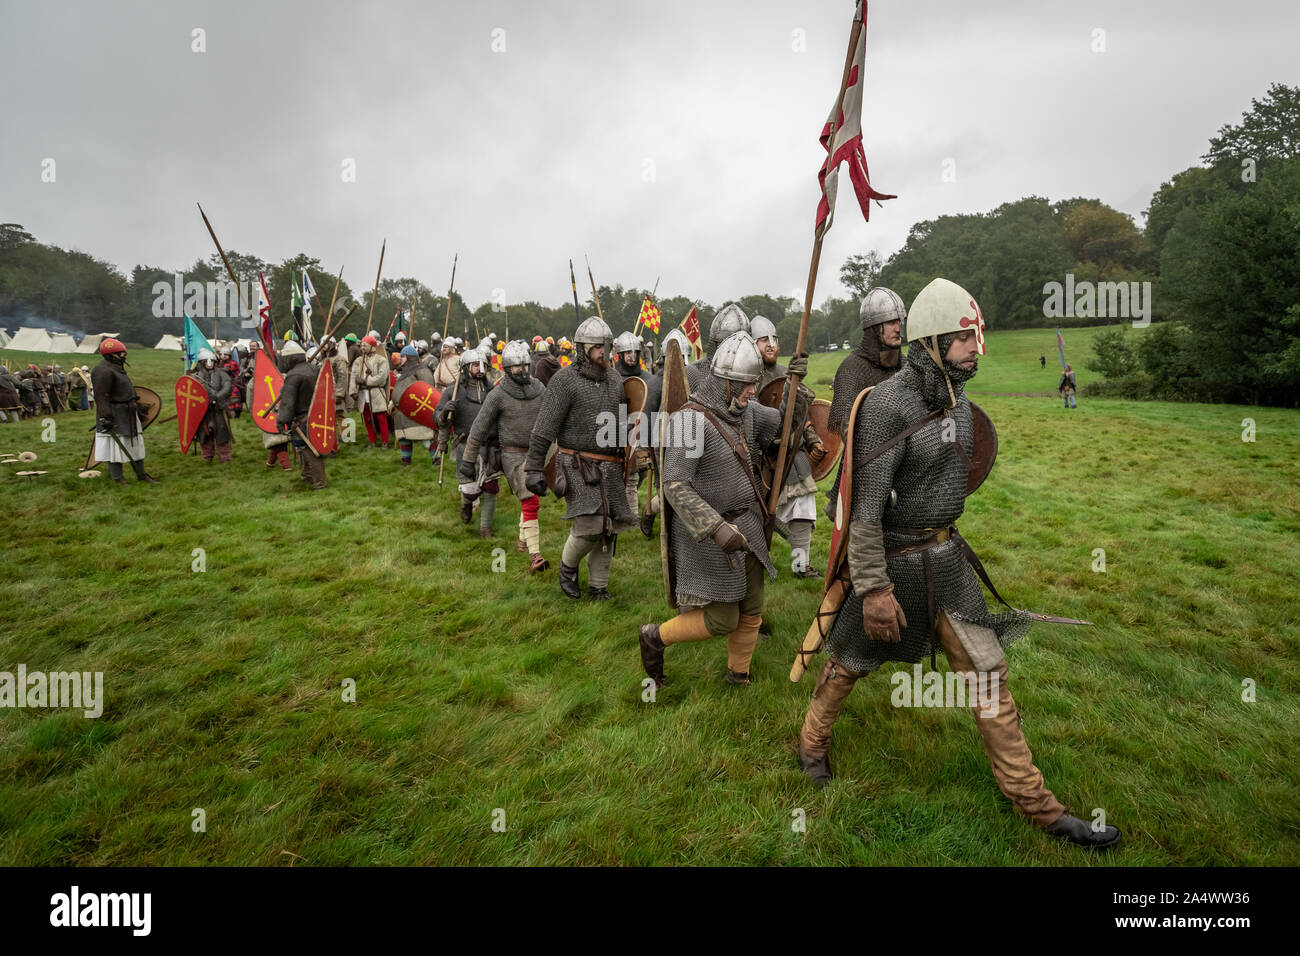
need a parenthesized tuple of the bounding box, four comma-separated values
(884, 525, 955, 558)
(502, 444, 528, 454)
(559, 446, 623, 463)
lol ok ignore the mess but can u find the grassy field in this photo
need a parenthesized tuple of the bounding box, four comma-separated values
(1, 326, 1297, 866)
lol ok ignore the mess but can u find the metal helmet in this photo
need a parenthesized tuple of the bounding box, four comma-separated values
(459, 348, 483, 369)
(502, 340, 531, 369)
(400, 344, 418, 357)
(613, 330, 642, 355)
(98, 338, 126, 355)
(534, 339, 550, 354)
(430, 332, 442, 343)
(196, 348, 216, 363)
(906, 278, 985, 355)
(707, 303, 750, 354)
(395, 331, 407, 342)
(574, 315, 612, 347)
(750, 316, 778, 344)
(281, 340, 306, 357)
(662, 328, 690, 355)
(860, 286, 907, 330)
(711, 331, 763, 385)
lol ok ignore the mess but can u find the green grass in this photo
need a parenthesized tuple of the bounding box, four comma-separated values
(1, 334, 1297, 866)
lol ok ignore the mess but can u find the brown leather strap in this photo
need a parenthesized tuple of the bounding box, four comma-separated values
(683, 402, 770, 524)
(558, 446, 622, 463)
(858, 406, 944, 467)
(952, 530, 1092, 625)
(502, 444, 528, 454)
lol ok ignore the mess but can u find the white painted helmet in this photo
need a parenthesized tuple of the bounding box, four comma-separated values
(906, 278, 985, 355)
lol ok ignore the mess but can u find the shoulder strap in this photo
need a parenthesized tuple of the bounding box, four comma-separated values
(683, 402, 769, 520)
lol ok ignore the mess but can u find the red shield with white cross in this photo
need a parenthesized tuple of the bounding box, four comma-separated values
(397, 380, 441, 429)
(175, 375, 210, 454)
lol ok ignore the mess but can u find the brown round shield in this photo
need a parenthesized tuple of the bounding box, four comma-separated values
(808, 398, 841, 481)
(623, 376, 647, 458)
(135, 386, 162, 430)
(758, 376, 785, 409)
(967, 402, 998, 495)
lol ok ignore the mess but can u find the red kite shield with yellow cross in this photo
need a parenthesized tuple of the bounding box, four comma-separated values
(398, 380, 441, 429)
(307, 361, 338, 456)
(252, 349, 284, 435)
(175, 375, 210, 454)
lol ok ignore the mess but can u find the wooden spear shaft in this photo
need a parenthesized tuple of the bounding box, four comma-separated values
(197, 203, 252, 316)
(767, 11, 864, 521)
(323, 265, 343, 340)
(366, 239, 386, 333)
(442, 253, 458, 340)
(585, 254, 603, 320)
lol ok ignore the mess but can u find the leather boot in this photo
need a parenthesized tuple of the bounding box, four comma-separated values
(479, 526, 492, 539)
(588, 586, 611, 601)
(638, 623, 666, 687)
(529, 553, 549, 574)
(558, 563, 581, 599)
(1044, 813, 1122, 850)
(307, 452, 327, 490)
(725, 669, 751, 685)
(459, 497, 474, 524)
(797, 657, 859, 787)
(639, 512, 655, 539)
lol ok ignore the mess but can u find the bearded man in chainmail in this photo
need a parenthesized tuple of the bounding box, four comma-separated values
(191, 348, 234, 463)
(825, 287, 905, 519)
(524, 316, 636, 601)
(685, 303, 750, 392)
(462, 340, 550, 573)
(795, 278, 1120, 850)
(638, 331, 810, 687)
(437, 348, 494, 534)
(752, 316, 826, 578)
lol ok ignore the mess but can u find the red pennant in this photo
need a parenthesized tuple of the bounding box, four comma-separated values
(307, 361, 337, 456)
(175, 375, 210, 454)
(252, 349, 284, 435)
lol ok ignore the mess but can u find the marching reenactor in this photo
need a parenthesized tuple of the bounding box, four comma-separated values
(461, 340, 550, 571)
(686, 303, 750, 391)
(191, 348, 234, 463)
(752, 316, 826, 578)
(91, 338, 158, 485)
(328, 339, 349, 428)
(794, 278, 1118, 849)
(219, 348, 244, 418)
(49, 364, 67, 412)
(276, 340, 326, 490)
(525, 316, 636, 601)
(613, 329, 660, 523)
(351, 334, 392, 450)
(638, 331, 809, 687)
(433, 338, 460, 388)
(392, 344, 439, 467)
(531, 338, 560, 385)
(436, 348, 493, 531)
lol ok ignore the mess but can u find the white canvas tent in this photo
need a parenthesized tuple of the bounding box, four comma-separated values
(76, 332, 119, 353)
(0, 329, 11, 347)
(154, 334, 184, 350)
(6, 327, 54, 351)
(47, 333, 77, 353)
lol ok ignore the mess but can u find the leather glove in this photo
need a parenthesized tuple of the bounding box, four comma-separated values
(862, 584, 907, 642)
(807, 441, 827, 466)
(635, 448, 652, 470)
(441, 399, 457, 418)
(525, 470, 549, 497)
(787, 352, 808, 378)
(712, 521, 750, 554)
(457, 460, 475, 482)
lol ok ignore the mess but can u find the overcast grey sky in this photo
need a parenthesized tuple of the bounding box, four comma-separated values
(2, 0, 1297, 310)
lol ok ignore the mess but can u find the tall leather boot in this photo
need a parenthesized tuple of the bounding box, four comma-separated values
(639, 608, 711, 687)
(305, 450, 327, 490)
(935, 614, 1074, 831)
(797, 657, 860, 788)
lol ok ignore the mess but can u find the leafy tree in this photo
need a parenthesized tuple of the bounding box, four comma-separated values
(1204, 82, 1300, 168)
(839, 251, 883, 299)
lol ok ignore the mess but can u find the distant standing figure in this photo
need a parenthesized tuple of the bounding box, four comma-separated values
(1058, 364, 1077, 408)
(1040, 355, 1046, 368)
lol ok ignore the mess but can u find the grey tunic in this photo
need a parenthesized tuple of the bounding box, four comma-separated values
(463, 375, 545, 498)
(192, 365, 233, 445)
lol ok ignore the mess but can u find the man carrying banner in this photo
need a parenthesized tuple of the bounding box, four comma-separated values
(638, 331, 809, 687)
(437, 348, 493, 530)
(191, 348, 234, 463)
(753, 316, 826, 578)
(91, 338, 158, 485)
(525, 316, 634, 600)
(276, 340, 326, 490)
(462, 340, 549, 570)
(392, 345, 439, 467)
(794, 278, 1119, 849)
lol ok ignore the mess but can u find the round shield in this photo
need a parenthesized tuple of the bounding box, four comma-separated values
(758, 376, 785, 409)
(135, 386, 162, 430)
(808, 398, 842, 481)
(398, 380, 441, 429)
(967, 402, 998, 495)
